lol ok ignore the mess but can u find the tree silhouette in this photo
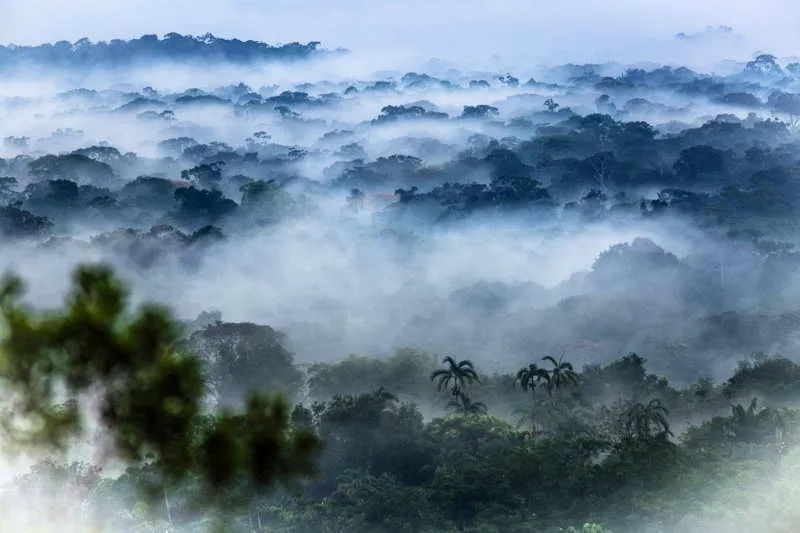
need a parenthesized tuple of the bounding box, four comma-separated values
(621, 399, 672, 441)
(430, 356, 480, 396)
(517, 356, 580, 398)
(446, 390, 488, 415)
(541, 356, 580, 396)
(727, 397, 785, 444)
(185, 321, 304, 407)
(544, 98, 560, 112)
(515, 363, 550, 395)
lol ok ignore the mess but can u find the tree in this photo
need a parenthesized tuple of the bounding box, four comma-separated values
(306, 348, 438, 402)
(323, 473, 433, 533)
(430, 357, 480, 396)
(0, 36, 321, 72)
(460, 105, 499, 119)
(577, 151, 619, 191)
(0, 205, 53, 238)
(239, 179, 296, 224)
(743, 54, 785, 78)
(424, 414, 523, 531)
(447, 391, 488, 415)
(544, 98, 560, 112)
(373, 105, 448, 123)
(172, 186, 237, 227)
(0, 263, 320, 516)
(312, 388, 430, 484)
(72, 145, 123, 163)
(185, 322, 304, 407)
(517, 356, 580, 398)
(28, 154, 115, 185)
(722, 355, 800, 401)
(181, 162, 224, 190)
(514, 357, 579, 436)
(727, 398, 784, 444)
(542, 355, 580, 396)
(621, 399, 672, 441)
(673, 145, 725, 181)
(515, 363, 549, 395)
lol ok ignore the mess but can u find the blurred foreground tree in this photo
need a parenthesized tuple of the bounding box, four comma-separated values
(0, 263, 321, 519)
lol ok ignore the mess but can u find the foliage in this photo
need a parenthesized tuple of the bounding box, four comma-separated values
(186, 321, 304, 406)
(307, 348, 438, 402)
(620, 399, 672, 441)
(0, 264, 321, 518)
(4, 312, 800, 532)
(5, 42, 800, 533)
(0, 34, 323, 71)
(431, 357, 481, 396)
(447, 390, 489, 415)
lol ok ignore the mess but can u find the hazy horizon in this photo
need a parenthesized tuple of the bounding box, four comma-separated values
(3, 0, 800, 69)
(2, 3, 800, 532)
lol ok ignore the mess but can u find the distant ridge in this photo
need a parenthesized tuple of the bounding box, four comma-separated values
(0, 33, 336, 70)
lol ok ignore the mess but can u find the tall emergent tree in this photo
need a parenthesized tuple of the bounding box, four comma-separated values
(516, 356, 580, 398)
(515, 362, 550, 395)
(430, 356, 480, 396)
(541, 355, 580, 396)
(186, 321, 304, 407)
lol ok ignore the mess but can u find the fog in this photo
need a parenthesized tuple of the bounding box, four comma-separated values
(1, 3, 800, 532)
(4, 0, 800, 68)
(2, 43, 800, 380)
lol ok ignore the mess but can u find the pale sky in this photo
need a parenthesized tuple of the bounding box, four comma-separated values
(1, 0, 799, 66)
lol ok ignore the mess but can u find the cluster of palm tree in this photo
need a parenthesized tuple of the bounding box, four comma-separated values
(429, 354, 584, 417)
(430, 356, 485, 414)
(515, 355, 580, 397)
(512, 356, 581, 435)
(618, 397, 785, 448)
(427, 354, 692, 451)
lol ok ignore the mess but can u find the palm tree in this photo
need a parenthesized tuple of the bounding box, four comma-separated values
(622, 399, 672, 441)
(727, 397, 784, 444)
(515, 363, 550, 395)
(430, 356, 480, 396)
(542, 355, 580, 396)
(447, 390, 488, 415)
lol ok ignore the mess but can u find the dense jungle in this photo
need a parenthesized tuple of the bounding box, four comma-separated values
(1, 26, 800, 533)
